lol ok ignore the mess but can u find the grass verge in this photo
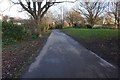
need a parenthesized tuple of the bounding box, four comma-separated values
(62, 28, 119, 67)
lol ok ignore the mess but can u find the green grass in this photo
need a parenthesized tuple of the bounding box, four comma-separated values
(62, 28, 119, 65)
(62, 28, 118, 40)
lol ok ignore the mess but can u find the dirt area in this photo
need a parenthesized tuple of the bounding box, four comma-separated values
(73, 37, 119, 68)
(2, 32, 51, 78)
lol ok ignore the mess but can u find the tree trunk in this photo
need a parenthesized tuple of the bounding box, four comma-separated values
(115, 16, 118, 29)
(117, 17, 119, 29)
(89, 18, 95, 27)
(34, 17, 42, 37)
(37, 19, 42, 37)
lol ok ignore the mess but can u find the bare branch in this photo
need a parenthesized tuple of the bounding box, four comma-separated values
(10, 0, 70, 35)
(77, 1, 107, 26)
(33, 2, 36, 15)
(38, 2, 42, 15)
(10, 0, 20, 4)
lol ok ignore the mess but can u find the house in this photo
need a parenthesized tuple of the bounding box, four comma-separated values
(2, 15, 26, 25)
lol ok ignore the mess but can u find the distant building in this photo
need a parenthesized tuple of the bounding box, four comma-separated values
(2, 15, 27, 25)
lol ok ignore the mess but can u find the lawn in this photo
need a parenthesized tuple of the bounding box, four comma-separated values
(62, 28, 119, 67)
(62, 28, 118, 40)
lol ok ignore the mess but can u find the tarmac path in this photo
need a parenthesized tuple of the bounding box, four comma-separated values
(22, 29, 118, 78)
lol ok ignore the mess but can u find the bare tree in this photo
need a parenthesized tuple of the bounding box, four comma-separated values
(50, 3, 72, 28)
(10, 0, 57, 36)
(118, 2, 120, 29)
(11, 0, 77, 36)
(109, 1, 120, 28)
(76, 0, 107, 26)
(66, 10, 84, 26)
(41, 10, 55, 31)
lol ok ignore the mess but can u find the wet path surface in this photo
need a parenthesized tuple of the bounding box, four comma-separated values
(22, 30, 118, 78)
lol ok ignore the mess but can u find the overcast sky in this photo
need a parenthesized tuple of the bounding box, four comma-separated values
(0, 0, 76, 19)
(0, 0, 117, 19)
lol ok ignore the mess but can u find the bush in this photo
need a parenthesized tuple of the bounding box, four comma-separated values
(49, 24, 55, 29)
(55, 24, 63, 29)
(73, 23, 85, 28)
(85, 24, 92, 28)
(2, 38, 17, 45)
(2, 21, 27, 45)
(31, 34, 39, 40)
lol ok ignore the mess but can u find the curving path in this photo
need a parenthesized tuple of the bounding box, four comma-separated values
(22, 29, 118, 78)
